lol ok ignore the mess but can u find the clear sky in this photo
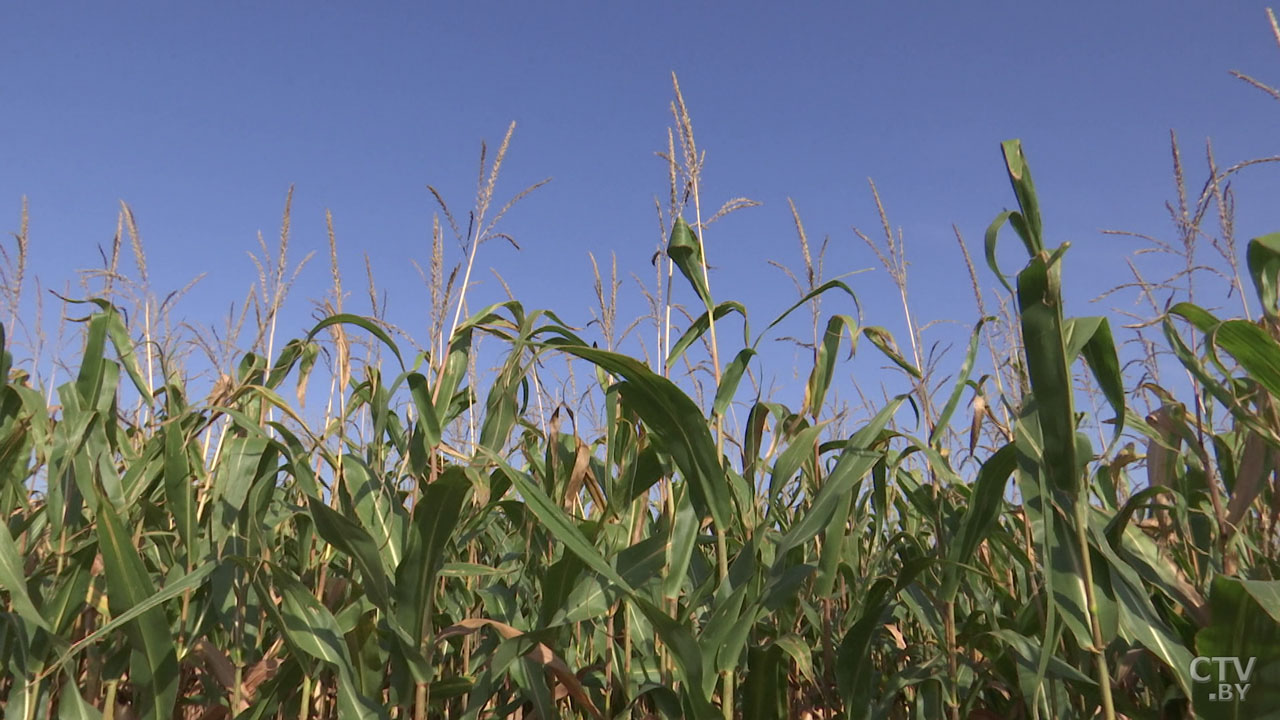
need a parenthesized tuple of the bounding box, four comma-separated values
(3, 2, 1279, 416)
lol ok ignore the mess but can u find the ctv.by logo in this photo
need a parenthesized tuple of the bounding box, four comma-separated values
(1191, 656, 1256, 702)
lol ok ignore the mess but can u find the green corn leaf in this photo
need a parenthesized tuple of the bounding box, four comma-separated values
(772, 634, 817, 686)
(989, 629, 1097, 686)
(698, 581, 751, 695)
(49, 561, 215, 670)
(1090, 522, 1194, 697)
(1161, 313, 1279, 442)
(667, 301, 748, 371)
(434, 328, 474, 425)
(712, 346, 755, 418)
(861, 325, 921, 379)
(267, 422, 320, 498)
(1103, 485, 1178, 547)
(406, 372, 443, 449)
(1239, 579, 1280, 624)
(307, 495, 394, 611)
(1016, 440, 1095, 650)
(74, 313, 108, 408)
(1000, 139, 1044, 254)
(548, 533, 668, 626)
(814, 481, 854, 599)
(1067, 316, 1126, 445)
(342, 454, 406, 573)
(0, 323, 9, 385)
(754, 278, 860, 347)
(547, 342, 732, 531)
(940, 441, 1016, 602)
(1192, 577, 1280, 716)
(662, 483, 700, 599)
(213, 435, 271, 513)
(631, 595, 719, 720)
(258, 569, 388, 720)
(395, 466, 471, 645)
(1017, 255, 1078, 495)
(773, 396, 904, 562)
(162, 422, 196, 550)
(805, 314, 855, 418)
(837, 577, 894, 717)
(0, 516, 51, 633)
(667, 217, 713, 310)
(1110, 522, 1208, 630)
(618, 443, 669, 509)
(57, 297, 149, 399)
(477, 356, 525, 454)
(1171, 302, 1280, 399)
(305, 313, 404, 370)
(1247, 233, 1280, 318)
(58, 673, 104, 720)
(767, 420, 829, 523)
(984, 209, 1017, 294)
(743, 643, 788, 720)
(96, 492, 179, 720)
(545, 562, 610, 626)
(484, 450, 635, 595)
(929, 318, 988, 447)
(45, 552, 93, 638)
(439, 562, 517, 578)
(262, 338, 306, 390)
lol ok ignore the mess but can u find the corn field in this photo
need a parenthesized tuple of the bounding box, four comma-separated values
(2, 73, 1280, 720)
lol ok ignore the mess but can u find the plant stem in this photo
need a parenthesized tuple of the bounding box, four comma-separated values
(1075, 502, 1115, 720)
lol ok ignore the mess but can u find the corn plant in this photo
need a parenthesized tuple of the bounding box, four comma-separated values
(1, 81, 1279, 720)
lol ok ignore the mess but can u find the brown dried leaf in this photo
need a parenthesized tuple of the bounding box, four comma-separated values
(438, 618, 604, 719)
(1225, 430, 1273, 536)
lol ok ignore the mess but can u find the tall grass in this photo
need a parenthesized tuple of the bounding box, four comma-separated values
(3, 55, 1280, 720)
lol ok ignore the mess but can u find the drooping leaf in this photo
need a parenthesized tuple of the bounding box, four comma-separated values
(667, 217, 713, 310)
(304, 313, 405, 370)
(1171, 302, 1280, 401)
(484, 452, 635, 595)
(547, 342, 732, 531)
(667, 301, 748, 371)
(1066, 315, 1126, 445)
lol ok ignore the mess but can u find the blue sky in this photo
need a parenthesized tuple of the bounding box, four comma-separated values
(3, 2, 1279, 418)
